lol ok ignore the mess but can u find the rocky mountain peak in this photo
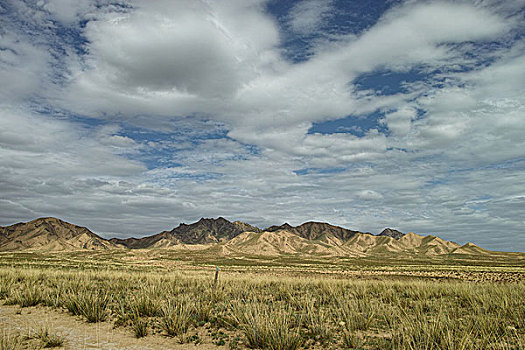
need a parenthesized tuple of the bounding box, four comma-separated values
(378, 228, 406, 240)
(168, 217, 258, 244)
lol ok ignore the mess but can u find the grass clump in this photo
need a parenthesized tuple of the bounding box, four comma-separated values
(192, 297, 214, 325)
(392, 305, 518, 350)
(130, 312, 149, 338)
(130, 293, 162, 317)
(231, 303, 303, 350)
(337, 298, 376, 332)
(63, 290, 109, 322)
(30, 326, 65, 348)
(160, 299, 193, 341)
(5, 285, 42, 308)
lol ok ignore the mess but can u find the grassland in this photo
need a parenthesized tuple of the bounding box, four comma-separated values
(0, 250, 524, 349)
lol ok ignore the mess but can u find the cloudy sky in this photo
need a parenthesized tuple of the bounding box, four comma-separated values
(1, 0, 524, 251)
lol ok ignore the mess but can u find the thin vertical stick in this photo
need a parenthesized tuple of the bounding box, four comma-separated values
(213, 266, 219, 290)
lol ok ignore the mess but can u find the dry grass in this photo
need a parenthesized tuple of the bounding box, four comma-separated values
(63, 290, 109, 322)
(230, 302, 304, 350)
(29, 326, 65, 348)
(0, 264, 524, 349)
(160, 298, 194, 342)
(0, 329, 21, 350)
(5, 284, 42, 308)
(130, 311, 149, 338)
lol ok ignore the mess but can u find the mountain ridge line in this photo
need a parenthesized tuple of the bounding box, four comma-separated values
(0, 216, 513, 258)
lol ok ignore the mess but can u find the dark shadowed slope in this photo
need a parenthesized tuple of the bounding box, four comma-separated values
(378, 228, 406, 240)
(265, 221, 363, 241)
(110, 217, 260, 248)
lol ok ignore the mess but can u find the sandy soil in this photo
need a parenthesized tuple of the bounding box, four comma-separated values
(0, 304, 231, 350)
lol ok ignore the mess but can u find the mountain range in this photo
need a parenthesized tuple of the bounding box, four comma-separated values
(0, 217, 496, 257)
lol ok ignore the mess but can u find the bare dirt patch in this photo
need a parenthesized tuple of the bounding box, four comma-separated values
(0, 304, 229, 350)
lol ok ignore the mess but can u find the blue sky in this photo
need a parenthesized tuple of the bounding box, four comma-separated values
(1, 0, 525, 251)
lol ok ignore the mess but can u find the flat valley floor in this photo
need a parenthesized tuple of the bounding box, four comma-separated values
(1, 250, 524, 349)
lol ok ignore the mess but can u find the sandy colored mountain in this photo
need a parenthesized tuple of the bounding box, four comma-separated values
(340, 232, 464, 256)
(0, 217, 116, 251)
(219, 230, 469, 258)
(218, 224, 484, 258)
(223, 229, 352, 257)
(0, 217, 497, 257)
(451, 242, 491, 255)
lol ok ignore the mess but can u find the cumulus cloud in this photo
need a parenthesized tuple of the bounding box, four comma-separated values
(64, 0, 281, 115)
(60, 1, 509, 145)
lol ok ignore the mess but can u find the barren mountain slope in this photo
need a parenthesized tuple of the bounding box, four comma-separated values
(378, 228, 406, 240)
(451, 242, 491, 255)
(0, 217, 116, 251)
(1, 217, 512, 258)
(223, 229, 356, 257)
(265, 221, 363, 241)
(111, 217, 260, 248)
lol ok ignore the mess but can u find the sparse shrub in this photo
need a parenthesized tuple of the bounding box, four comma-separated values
(341, 331, 364, 349)
(130, 293, 162, 317)
(193, 297, 214, 324)
(391, 307, 497, 350)
(0, 279, 12, 300)
(42, 287, 63, 308)
(336, 298, 376, 332)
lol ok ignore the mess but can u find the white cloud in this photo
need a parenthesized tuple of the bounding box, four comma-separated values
(382, 107, 416, 137)
(39, 0, 94, 24)
(60, 1, 509, 147)
(357, 190, 384, 201)
(288, 0, 334, 35)
(65, 0, 280, 110)
(0, 106, 145, 177)
(0, 33, 50, 102)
